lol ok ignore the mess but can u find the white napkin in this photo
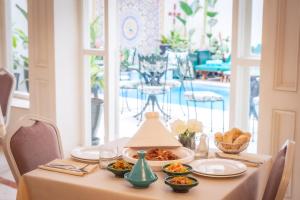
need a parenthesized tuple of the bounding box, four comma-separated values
(216, 152, 266, 167)
(39, 159, 98, 176)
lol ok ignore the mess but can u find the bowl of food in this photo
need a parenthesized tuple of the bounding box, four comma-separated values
(122, 147, 195, 171)
(162, 163, 192, 176)
(164, 176, 198, 193)
(214, 128, 251, 154)
(107, 159, 134, 177)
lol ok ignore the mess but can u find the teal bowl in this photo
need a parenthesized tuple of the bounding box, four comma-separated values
(124, 172, 158, 188)
(165, 176, 198, 193)
(162, 163, 192, 176)
(107, 162, 133, 178)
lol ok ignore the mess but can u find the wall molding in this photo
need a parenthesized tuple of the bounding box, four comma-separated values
(273, 0, 299, 92)
(271, 109, 296, 198)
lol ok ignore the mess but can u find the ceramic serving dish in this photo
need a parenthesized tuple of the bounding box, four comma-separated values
(162, 163, 192, 176)
(164, 176, 198, 193)
(124, 150, 158, 188)
(106, 161, 134, 178)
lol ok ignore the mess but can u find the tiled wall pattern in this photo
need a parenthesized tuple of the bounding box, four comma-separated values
(119, 0, 160, 54)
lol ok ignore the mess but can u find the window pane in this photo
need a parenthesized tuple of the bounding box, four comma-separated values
(10, 0, 29, 92)
(250, 0, 263, 56)
(118, 0, 232, 141)
(85, 0, 105, 49)
(85, 55, 105, 145)
(247, 66, 260, 153)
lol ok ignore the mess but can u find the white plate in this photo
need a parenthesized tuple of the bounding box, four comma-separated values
(71, 138, 130, 162)
(71, 146, 100, 161)
(190, 159, 247, 177)
(122, 147, 195, 171)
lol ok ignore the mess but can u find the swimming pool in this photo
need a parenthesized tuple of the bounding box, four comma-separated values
(120, 83, 230, 111)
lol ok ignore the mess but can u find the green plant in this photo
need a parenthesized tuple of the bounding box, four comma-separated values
(120, 48, 130, 71)
(12, 4, 29, 91)
(90, 56, 104, 98)
(161, 31, 189, 51)
(209, 33, 230, 60)
(176, 0, 201, 42)
(90, 16, 101, 48)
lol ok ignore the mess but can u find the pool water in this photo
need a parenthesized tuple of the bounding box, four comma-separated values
(120, 83, 230, 111)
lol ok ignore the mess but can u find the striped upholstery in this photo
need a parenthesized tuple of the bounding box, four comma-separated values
(184, 91, 223, 101)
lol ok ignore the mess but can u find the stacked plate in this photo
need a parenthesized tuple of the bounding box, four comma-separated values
(190, 159, 247, 178)
(71, 146, 100, 163)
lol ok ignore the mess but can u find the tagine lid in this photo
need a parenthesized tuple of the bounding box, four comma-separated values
(125, 112, 182, 148)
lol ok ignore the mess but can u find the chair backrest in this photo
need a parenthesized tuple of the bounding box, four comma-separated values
(263, 140, 295, 200)
(138, 54, 168, 86)
(3, 115, 63, 183)
(0, 68, 15, 126)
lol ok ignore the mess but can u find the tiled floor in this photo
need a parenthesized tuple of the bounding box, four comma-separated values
(0, 149, 16, 200)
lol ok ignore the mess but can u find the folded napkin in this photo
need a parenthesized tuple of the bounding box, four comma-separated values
(216, 152, 266, 167)
(39, 159, 97, 176)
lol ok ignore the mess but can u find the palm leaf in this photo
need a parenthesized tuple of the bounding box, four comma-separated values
(16, 4, 28, 20)
(179, 1, 193, 16)
(176, 16, 186, 25)
(206, 11, 218, 18)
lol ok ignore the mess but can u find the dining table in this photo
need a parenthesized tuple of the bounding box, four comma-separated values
(16, 151, 272, 200)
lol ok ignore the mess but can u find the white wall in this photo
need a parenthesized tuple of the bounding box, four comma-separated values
(54, 0, 81, 155)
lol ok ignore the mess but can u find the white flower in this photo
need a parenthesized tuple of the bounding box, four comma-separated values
(170, 120, 187, 136)
(187, 119, 203, 133)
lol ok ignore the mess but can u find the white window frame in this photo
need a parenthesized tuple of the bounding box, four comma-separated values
(0, 0, 30, 104)
(80, 0, 120, 145)
(230, 0, 262, 134)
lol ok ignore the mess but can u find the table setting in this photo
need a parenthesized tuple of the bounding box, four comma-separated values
(16, 112, 272, 200)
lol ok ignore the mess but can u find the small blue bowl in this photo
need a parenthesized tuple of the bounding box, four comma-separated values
(124, 172, 158, 188)
(165, 176, 198, 193)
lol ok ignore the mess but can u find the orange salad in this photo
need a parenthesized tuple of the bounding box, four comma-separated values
(111, 160, 132, 170)
(169, 176, 193, 185)
(165, 163, 189, 173)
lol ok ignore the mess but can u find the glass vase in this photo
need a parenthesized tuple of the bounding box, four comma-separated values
(178, 133, 196, 150)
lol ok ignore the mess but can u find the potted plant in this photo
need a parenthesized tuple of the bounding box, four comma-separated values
(12, 4, 29, 92)
(90, 16, 104, 145)
(90, 55, 104, 145)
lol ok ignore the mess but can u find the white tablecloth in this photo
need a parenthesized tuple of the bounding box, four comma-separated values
(17, 154, 271, 200)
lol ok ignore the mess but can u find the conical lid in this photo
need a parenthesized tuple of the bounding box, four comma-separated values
(125, 112, 182, 148)
(126, 150, 156, 182)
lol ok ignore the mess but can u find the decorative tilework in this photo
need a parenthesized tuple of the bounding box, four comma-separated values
(119, 0, 160, 54)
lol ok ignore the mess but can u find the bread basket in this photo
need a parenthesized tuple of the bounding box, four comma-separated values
(214, 141, 249, 154)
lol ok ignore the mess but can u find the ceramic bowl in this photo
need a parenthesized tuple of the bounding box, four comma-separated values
(164, 176, 198, 193)
(124, 172, 158, 188)
(106, 162, 133, 178)
(162, 163, 192, 176)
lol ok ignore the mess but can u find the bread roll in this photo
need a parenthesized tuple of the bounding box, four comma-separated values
(242, 132, 252, 140)
(223, 131, 234, 143)
(231, 128, 242, 141)
(233, 135, 249, 145)
(214, 132, 223, 143)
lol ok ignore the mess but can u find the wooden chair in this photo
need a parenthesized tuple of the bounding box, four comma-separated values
(0, 68, 15, 127)
(262, 140, 295, 200)
(3, 115, 63, 183)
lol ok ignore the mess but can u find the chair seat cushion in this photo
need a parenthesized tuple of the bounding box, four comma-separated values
(165, 80, 181, 88)
(184, 91, 223, 101)
(138, 85, 170, 95)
